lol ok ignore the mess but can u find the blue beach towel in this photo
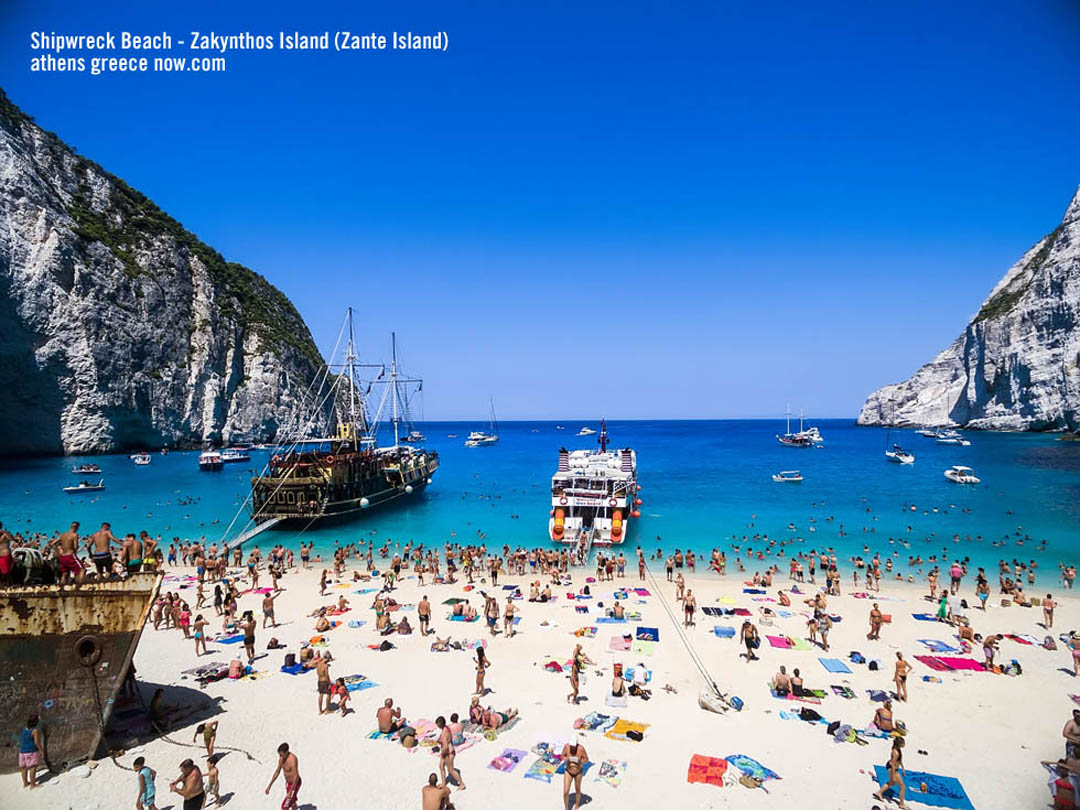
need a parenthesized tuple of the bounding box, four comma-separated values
(280, 664, 311, 675)
(216, 634, 245, 645)
(872, 767, 973, 810)
(345, 680, 379, 692)
(725, 754, 779, 782)
(713, 626, 736, 638)
(636, 627, 659, 642)
(743, 588, 767, 594)
(819, 657, 852, 674)
(348, 620, 367, 628)
(912, 613, 939, 622)
(596, 617, 626, 624)
(918, 639, 960, 653)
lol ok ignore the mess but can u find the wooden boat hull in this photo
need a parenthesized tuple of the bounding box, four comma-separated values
(0, 574, 161, 773)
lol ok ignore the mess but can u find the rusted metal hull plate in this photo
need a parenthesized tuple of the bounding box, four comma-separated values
(0, 575, 160, 773)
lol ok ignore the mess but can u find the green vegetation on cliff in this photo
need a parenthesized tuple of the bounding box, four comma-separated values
(0, 88, 324, 370)
(973, 224, 1064, 324)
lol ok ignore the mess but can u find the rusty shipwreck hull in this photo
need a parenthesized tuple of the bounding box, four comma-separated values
(0, 573, 161, 774)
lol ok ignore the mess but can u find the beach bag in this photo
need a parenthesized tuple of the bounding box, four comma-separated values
(827, 720, 841, 736)
(739, 774, 763, 789)
(868, 660, 879, 671)
(750, 636, 761, 649)
(850, 651, 865, 664)
(283, 653, 296, 668)
(626, 730, 644, 742)
(799, 707, 822, 722)
(379, 640, 394, 651)
(728, 695, 743, 711)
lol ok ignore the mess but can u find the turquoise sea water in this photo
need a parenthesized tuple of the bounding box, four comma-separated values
(2, 420, 1079, 576)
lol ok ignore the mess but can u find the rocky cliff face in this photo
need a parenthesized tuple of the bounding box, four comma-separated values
(0, 89, 332, 455)
(858, 186, 1080, 431)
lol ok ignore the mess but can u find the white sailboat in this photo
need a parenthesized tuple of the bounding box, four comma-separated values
(465, 397, 499, 447)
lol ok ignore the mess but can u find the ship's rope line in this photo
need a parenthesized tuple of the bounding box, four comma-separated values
(218, 363, 352, 551)
(641, 559, 728, 705)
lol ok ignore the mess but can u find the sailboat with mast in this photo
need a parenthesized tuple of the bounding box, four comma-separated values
(248, 309, 439, 524)
(465, 397, 500, 447)
(777, 405, 814, 447)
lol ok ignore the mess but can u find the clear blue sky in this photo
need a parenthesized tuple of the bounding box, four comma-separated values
(2, 1, 1079, 420)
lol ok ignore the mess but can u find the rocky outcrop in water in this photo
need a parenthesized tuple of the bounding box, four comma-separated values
(0, 88, 331, 455)
(858, 185, 1080, 431)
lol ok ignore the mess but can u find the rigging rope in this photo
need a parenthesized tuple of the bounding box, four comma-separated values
(640, 559, 729, 706)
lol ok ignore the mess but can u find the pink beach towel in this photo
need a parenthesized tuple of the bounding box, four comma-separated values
(766, 635, 793, 649)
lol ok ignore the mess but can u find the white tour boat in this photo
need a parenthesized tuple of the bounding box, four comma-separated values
(944, 465, 980, 484)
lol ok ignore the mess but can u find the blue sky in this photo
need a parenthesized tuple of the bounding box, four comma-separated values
(2, 0, 1079, 420)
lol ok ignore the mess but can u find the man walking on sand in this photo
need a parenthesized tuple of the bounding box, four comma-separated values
(419, 594, 432, 636)
(266, 742, 301, 810)
(316, 655, 332, 715)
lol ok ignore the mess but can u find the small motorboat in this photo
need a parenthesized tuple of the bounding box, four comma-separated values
(772, 470, 804, 483)
(446, 434, 458, 439)
(944, 465, 980, 484)
(915, 428, 940, 438)
(199, 450, 225, 471)
(132, 453, 151, 465)
(885, 444, 915, 464)
(577, 426, 597, 436)
(555, 426, 566, 431)
(71, 463, 101, 474)
(221, 449, 251, 463)
(400, 431, 426, 443)
(63, 479, 105, 494)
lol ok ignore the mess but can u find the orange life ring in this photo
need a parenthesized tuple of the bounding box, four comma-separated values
(325, 455, 335, 465)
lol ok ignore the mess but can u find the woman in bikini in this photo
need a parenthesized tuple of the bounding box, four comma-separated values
(894, 651, 911, 702)
(873, 737, 908, 808)
(567, 644, 594, 704)
(474, 647, 490, 696)
(193, 615, 209, 656)
(561, 737, 589, 810)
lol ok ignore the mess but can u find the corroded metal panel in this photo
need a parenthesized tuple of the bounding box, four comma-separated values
(0, 574, 160, 773)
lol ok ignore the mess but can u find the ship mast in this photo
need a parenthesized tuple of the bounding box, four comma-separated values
(599, 418, 608, 453)
(391, 331, 400, 447)
(345, 307, 360, 448)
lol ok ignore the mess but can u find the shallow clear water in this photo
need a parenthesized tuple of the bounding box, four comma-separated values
(3, 420, 1078, 574)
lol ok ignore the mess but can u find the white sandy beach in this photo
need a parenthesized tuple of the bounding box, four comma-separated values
(3, 556, 1074, 810)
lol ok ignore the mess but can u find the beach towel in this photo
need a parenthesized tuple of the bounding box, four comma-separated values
(790, 637, 814, 651)
(636, 626, 659, 642)
(609, 636, 632, 652)
(488, 748, 527, 773)
(449, 614, 478, 622)
(702, 606, 723, 617)
(216, 634, 245, 644)
(687, 754, 728, 786)
(716, 596, 736, 604)
(594, 759, 627, 788)
(605, 693, 629, 708)
(919, 639, 961, 654)
(873, 767, 974, 810)
(280, 664, 311, 675)
(912, 613, 939, 621)
(726, 754, 779, 782)
(182, 661, 227, 675)
(743, 588, 766, 594)
(770, 688, 822, 704)
(347, 619, 367, 629)
(914, 655, 951, 671)
(596, 616, 627, 624)
(935, 656, 986, 671)
(831, 685, 856, 699)
(343, 674, 378, 692)
(366, 729, 398, 741)
(633, 588, 651, 596)
(580, 712, 618, 733)
(867, 689, 889, 702)
(575, 605, 590, 614)
(605, 718, 649, 741)
(732, 608, 752, 616)
(524, 756, 562, 783)
(819, 657, 852, 674)
(713, 626, 736, 638)
(630, 640, 655, 656)
(767, 635, 793, 649)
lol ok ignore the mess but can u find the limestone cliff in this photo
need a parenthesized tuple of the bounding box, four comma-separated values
(0, 88, 331, 454)
(858, 186, 1080, 431)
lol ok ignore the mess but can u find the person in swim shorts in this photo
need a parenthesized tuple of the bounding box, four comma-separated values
(266, 743, 301, 810)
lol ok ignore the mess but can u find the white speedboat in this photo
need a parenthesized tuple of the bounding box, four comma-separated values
(465, 397, 499, 447)
(936, 435, 971, 446)
(944, 465, 979, 484)
(885, 444, 915, 464)
(63, 479, 105, 493)
(132, 453, 151, 466)
(915, 428, 940, 438)
(221, 449, 251, 463)
(400, 431, 426, 443)
(72, 463, 101, 474)
(577, 426, 597, 436)
(199, 450, 225, 471)
(772, 470, 804, 483)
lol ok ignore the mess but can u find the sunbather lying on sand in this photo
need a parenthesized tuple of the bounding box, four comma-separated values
(482, 707, 518, 730)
